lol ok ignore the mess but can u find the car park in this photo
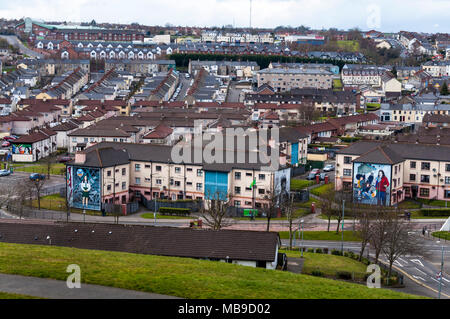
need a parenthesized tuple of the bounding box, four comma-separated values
(0, 169, 10, 176)
(29, 173, 45, 181)
(323, 164, 335, 172)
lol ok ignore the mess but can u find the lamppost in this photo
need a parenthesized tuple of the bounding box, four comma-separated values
(437, 241, 444, 299)
(341, 199, 345, 253)
(300, 219, 304, 258)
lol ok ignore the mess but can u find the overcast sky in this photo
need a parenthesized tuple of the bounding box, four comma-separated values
(1, 0, 449, 33)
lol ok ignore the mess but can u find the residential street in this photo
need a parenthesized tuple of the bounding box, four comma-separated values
(0, 35, 43, 58)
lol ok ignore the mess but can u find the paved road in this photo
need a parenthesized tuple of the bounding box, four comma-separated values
(281, 237, 450, 299)
(174, 75, 191, 101)
(0, 35, 43, 58)
(0, 273, 177, 299)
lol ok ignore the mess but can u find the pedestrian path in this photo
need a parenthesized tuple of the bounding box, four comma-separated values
(0, 273, 178, 299)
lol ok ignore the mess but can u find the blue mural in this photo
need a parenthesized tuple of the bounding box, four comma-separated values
(204, 171, 228, 201)
(353, 162, 391, 206)
(68, 166, 101, 211)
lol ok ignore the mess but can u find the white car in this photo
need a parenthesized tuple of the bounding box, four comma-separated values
(323, 164, 335, 172)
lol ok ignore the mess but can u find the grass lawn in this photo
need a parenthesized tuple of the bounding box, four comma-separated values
(14, 163, 65, 175)
(0, 292, 42, 299)
(291, 179, 314, 191)
(0, 242, 421, 299)
(417, 198, 449, 208)
(397, 199, 421, 210)
(409, 211, 449, 219)
(141, 213, 190, 220)
(333, 79, 343, 90)
(279, 230, 361, 241)
(32, 194, 102, 216)
(432, 231, 450, 241)
(310, 183, 334, 197)
(336, 40, 360, 51)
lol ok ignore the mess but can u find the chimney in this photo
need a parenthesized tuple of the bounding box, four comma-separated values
(74, 152, 86, 164)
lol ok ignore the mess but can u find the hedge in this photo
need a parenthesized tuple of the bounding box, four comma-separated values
(420, 209, 450, 217)
(158, 207, 191, 216)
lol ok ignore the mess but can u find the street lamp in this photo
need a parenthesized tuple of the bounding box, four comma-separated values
(341, 199, 345, 253)
(436, 241, 444, 299)
(300, 219, 304, 258)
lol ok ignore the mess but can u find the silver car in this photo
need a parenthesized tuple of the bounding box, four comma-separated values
(0, 169, 10, 176)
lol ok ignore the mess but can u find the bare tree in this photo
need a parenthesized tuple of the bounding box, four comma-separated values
(42, 156, 55, 180)
(30, 178, 46, 210)
(382, 214, 425, 283)
(369, 208, 393, 263)
(262, 188, 279, 232)
(319, 188, 336, 232)
(284, 195, 296, 250)
(355, 208, 373, 261)
(200, 191, 234, 230)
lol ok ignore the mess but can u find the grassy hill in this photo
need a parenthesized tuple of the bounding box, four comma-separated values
(0, 242, 423, 299)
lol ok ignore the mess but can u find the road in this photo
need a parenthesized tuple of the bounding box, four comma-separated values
(281, 237, 450, 299)
(174, 74, 191, 101)
(0, 35, 43, 58)
(226, 81, 244, 103)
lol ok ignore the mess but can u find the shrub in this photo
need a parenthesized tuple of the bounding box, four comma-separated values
(336, 271, 352, 280)
(158, 207, 191, 216)
(307, 248, 315, 253)
(331, 250, 343, 256)
(311, 270, 323, 277)
(323, 248, 329, 254)
(420, 209, 450, 217)
(343, 252, 350, 257)
(315, 248, 323, 254)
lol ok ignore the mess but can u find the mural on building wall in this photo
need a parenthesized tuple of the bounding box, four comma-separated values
(353, 162, 391, 206)
(67, 166, 101, 211)
(12, 144, 32, 155)
(274, 168, 291, 207)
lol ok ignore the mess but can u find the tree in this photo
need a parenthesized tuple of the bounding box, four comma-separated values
(319, 187, 337, 232)
(284, 195, 296, 250)
(200, 191, 234, 230)
(382, 213, 424, 283)
(441, 81, 449, 96)
(30, 178, 46, 210)
(369, 208, 393, 263)
(355, 208, 373, 261)
(42, 156, 55, 180)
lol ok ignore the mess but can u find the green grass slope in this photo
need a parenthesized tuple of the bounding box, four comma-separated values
(0, 242, 423, 299)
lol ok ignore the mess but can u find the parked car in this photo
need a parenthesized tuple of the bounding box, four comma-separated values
(307, 172, 319, 180)
(58, 155, 73, 163)
(3, 136, 16, 141)
(0, 149, 9, 155)
(29, 173, 45, 181)
(0, 169, 10, 176)
(323, 164, 335, 172)
(1, 141, 10, 147)
(319, 173, 328, 181)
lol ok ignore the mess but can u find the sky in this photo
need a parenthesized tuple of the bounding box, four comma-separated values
(0, 0, 449, 33)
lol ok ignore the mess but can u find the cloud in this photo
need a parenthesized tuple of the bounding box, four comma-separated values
(0, 0, 448, 33)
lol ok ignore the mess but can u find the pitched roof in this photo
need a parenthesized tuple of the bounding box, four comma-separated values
(354, 145, 404, 165)
(0, 220, 279, 262)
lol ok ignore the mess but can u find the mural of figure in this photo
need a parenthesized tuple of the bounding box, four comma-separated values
(375, 170, 389, 206)
(80, 175, 91, 207)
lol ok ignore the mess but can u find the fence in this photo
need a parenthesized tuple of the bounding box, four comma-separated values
(142, 198, 203, 212)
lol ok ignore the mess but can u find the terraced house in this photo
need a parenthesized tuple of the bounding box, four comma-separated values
(335, 141, 450, 205)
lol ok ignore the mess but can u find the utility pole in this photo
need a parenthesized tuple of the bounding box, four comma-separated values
(341, 199, 345, 253)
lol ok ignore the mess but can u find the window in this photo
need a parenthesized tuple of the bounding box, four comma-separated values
(235, 172, 241, 180)
(234, 200, 241, 207)
(420, 175, 430, 183)
(135, 164, 140, 171)
(420, 188, 430, 197)
(107, 170, 111, 177)
(258, 189, 265, 195)
(421, 162, 430, 170)
(446, 164, 450, 172)
(235, 186, 241, 194)
(107, 185, 111, 191)
(410, 174, 416, 182)
(145, 165, 150, 168)
(175, 167, 181, 174)
(122, 168, 126, 175)
(344, 156, 352, 164)
(245, 187, 252, 191)
(196, 183, 202, 191)
(156, 179, 162, 185)
(445, 190, 450, 199)
(258, 174, 265, 180)
(393, 179, 397, 188)
(187, 168, 193, 172)
(445, 177, 450, 185)
(197, 169, 203, 177)
(135, 177, 141, 185)
(246, 172, 252, 177)
(122, 182, 126, 190)
(174, 181, 181, 187)
(343, 169, 352, 176)
(156, 165, 162, 172)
